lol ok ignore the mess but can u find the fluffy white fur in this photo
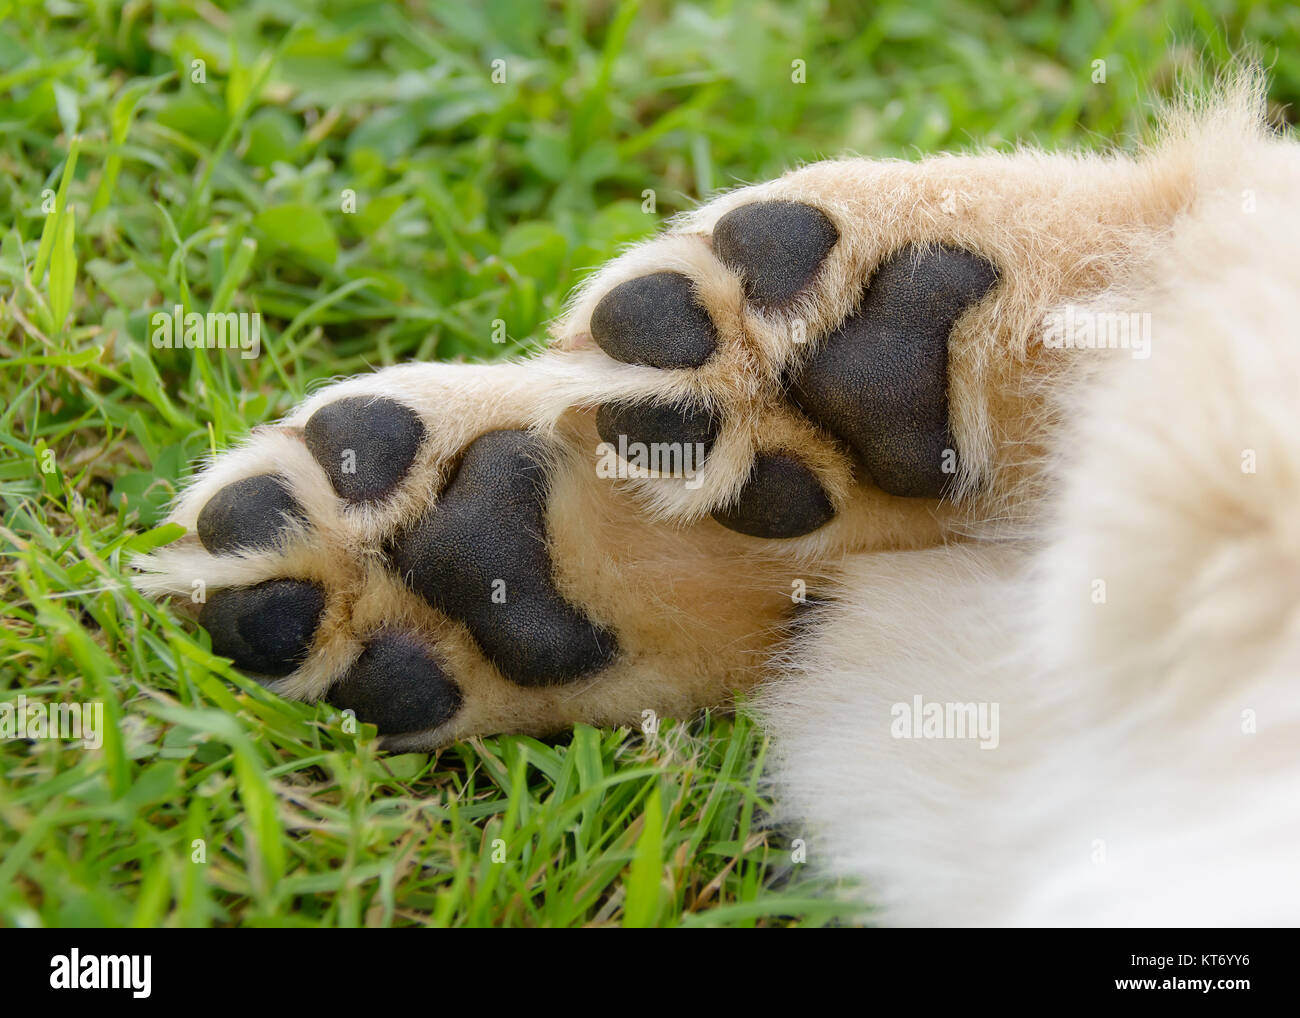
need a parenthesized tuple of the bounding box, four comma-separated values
(756, 77, 1300, 926)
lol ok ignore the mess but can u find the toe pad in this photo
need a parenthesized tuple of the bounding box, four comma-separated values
(199, 579, 325, 676)
(590, 271, 717, 369)
(713, 453, 834, 538)
(327, 632, 463, 735)
(713, 200, 839, 306)
(197, 475, 305, 555)
(305, 396, 426, 504)
(596, 400, 721, 473)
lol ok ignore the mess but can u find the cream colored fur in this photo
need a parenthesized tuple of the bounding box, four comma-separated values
(756, 75, 1300, 925)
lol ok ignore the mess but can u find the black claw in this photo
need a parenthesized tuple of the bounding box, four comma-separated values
(390, 430, 618, 687)
(712, 453, 835, 538)
(590, 271, 717, 369)
(713, 200, 839, 306)
(790, 245, 998, 498)
(198, 579, 325, 676)
(327, 631, 463, 735)
(196, 475, 306, 555)
(305, 396, 426, 505)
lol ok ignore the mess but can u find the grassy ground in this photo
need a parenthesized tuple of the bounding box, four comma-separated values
(2, 0, 1298, 928)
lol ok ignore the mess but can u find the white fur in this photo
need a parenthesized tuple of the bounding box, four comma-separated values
(755, 86, 1300, 926)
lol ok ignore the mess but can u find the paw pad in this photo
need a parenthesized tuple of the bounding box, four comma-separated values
(791, 245, 998, 498)
(596, 400, 721, 469)
(305, 396, 426, 504)
(590, 271, 717, 369)
(390, 430, 618, 687)
(713, 453, 834, 539)
(198, 579, 325, 676)
(713, 200, 838, 306)
(326, 632, 462, 735)
(197, 475, 305, 555)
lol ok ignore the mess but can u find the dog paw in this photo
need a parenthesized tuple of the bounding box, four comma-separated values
(139, 147, 1172, 745)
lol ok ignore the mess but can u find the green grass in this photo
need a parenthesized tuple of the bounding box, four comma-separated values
(2, 0, 1298, 927)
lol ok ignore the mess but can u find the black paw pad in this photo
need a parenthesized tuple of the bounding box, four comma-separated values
(712, 453, 835, 538)
(713, 201, 839, 306)
(596, 400, 721, 474)
(790, 245, 998, 498)
(590, 271, 717, 369)
(305, 396, 426, 504)
(198, 579, 325, 676)
(390, 430, 618, 687)
(326, 632, 462, 735)
(197, 475, 306, 555)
